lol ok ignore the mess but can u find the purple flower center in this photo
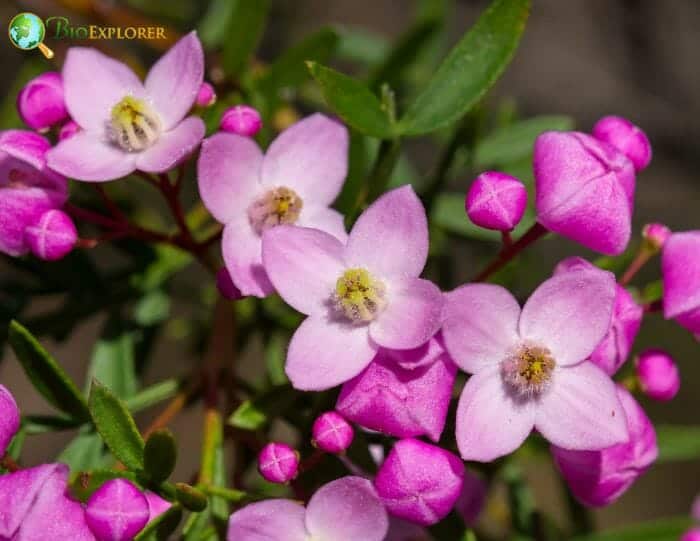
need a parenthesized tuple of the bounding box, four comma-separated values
(502, 342, 556, 396)
(248, 186, 303, 235)
(333, 268, 386, 323)
(110, 96, 162, 152)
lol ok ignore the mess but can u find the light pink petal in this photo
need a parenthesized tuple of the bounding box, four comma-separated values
(536, 362, 628, 450)
(145, 32, 204, 130)
(662, 231, 700, 319)
(345, 186, 428, 278)
(136, 116, 205, 173)
(286, 316, 378, 391)
(442, 284, 521, 374)
(0, 464, 59, 538)
(0, 130, 51, 170)
(369, 277, 444, 350)
(260, 114, 348, 206)
(197, 133, 263, 224)
(456, 368, 536, 461)
(226, 500, 307, 541)
(306, 477, 388, 541)
(519, 270, 617, 366)
(262, 225, 345, 315)
(297, 205, 348, 243)
(221, 218, 272, 298)
(0, 385, 20, 456)
(62, 47, 145, 131)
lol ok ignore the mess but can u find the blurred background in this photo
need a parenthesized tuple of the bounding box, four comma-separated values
(1, 0, 699, 535)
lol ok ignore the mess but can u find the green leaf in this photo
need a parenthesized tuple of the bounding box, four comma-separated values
(221, 0, 271, 76)
(306, 62, 396, 138)
(86, 318, 137, 400)
(176, 483, 208, 512)
(199, 411, 228, 522)
(571, 517, 692, 541)
(197, 0, 237, 49)
(656, 425, 700, 462)
(144, 429, 177, 484)
(8, 320, 90, 422)
(125, 379, 179, 413)
(70, 469, 138, 502)
(336, 27, 389, 66)
(641, 280, 663, 303)
(134, 290, 171, 326)
(399, 0, 531, 135)
(135, 505, 183, 541)
(227, 386, 297, 431)
(88, 380, 145, 472)
(58, 431, 105, 472)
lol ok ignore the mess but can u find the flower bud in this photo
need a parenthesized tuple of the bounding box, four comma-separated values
(0, 384, 20, 456)
(220, 105, 262, 136)
(86, 478, 150, 541)
(312, 411, 354, 454)
(257, 442, 299, 484)
(196, 82, 217, 108)
(465, 171, 527, 231)
(681, 528, 700, 541)
(592, 115, 652, 172)
(16, 72, 68, 132)
(24, 209, 77, 261)
(58, 120, 80, 141)
(662, 231, 700, 336)
(374, 438, 464, 526)
(642, 223, 671, 251)
(216, 267, 242, 300)
(144, 491, 171, 521)
(636, 349, 680, 401)
(455, 469, 487, 526)
(552, 385, 657, 507)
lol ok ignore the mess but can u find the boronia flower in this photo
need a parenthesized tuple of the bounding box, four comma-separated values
(262, 186, 445, 390)
(0, 384, 20, 456)
(47, 32, 205, 182)
(662, 231, 700, 337)
(442, 268, 628, 461)
(226, 476, 388, 541)
(198, 114, 349, 297)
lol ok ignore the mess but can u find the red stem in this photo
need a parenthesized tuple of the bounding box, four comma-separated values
(619, 249, 652, 286)
(472, 223, 548, 282)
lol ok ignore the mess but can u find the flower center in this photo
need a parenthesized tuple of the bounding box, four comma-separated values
(502, 342, 556, 396)
(248, 186, 303, 234)
(333, 268, 386, 323)
(110, 96, 162, 152)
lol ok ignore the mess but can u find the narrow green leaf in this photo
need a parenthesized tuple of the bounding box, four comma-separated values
(336, 27, 389, 66)
(227, 386, 297, 431)
(221, 0, 270, 76)
(656, 424, 700, 462)
(199, 411, 228, 521)
(641, 280, 663, 304)
(134, 290, 171, 326)
(86, 318, 137, 399)
(88, 380, 145, 472)
(144, 429, 177, 484)
(125, 379, 179, 413)
(306, 62, 396, 138)
(176, 483, 208, 512)
(58, 431, 105, 472)
(197, 0, 237, 49)
(8, 320, 90, 422)
(571, 517, 692, 541)
(399, 0, 531, 135)
(135, 505, 183, 541)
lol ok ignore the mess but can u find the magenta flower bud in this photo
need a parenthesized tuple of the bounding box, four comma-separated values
(662, 231, 700, 336)
(58, 120, 80, 141)
(220, 105, 262, 137)
(692, 493, 700, 521)
(465, 171, 527, 231)
(636, 349, 680, 401)
(145, 491, 171, 521)
(196, 82, 217, 107)
(216, 267, 242, 300)
(24, 209, 77, 261)
(312, 411, 354, 454)
(552, 385, 657, 507)
(534, 131, 635, 255)
(592, 115, 652, 172)
(17, 72, 68, 132)
(682, 528, 700, 541)
(0, 384, 20, 456)
(257, 442, 299, 484)
(86, 478, 150, 541)
(375, 438, 465, 526)
(455, 469, 487, 526)
(642, 222, 671, 251)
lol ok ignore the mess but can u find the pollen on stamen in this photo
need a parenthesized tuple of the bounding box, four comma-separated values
(110, 96, 162, 152)
(248, 186, 303, 234)
(502, 342, 556, 396)
(333, 268, 387, 324)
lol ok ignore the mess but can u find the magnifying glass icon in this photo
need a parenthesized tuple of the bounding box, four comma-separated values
(8, 12, 54, 59)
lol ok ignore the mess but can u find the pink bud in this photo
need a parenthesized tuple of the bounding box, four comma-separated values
(552, 385, 657, 507)
(144, 491, 171, 521)
(86, 478, 150, 541)
(592, 115, 652, 172)
(58, 120, 81, 141)
(455, 469, 487, 526)
(220, 105, 262, 137)
(257, 442, 299, 484)
(374, 438, 464, 526)
(216, 267, 242, 300)
(25, 209, 77, 261)
(662, 231, 700, 336)
(465, 171, 527, 231)
(196, 82, 217, 108)
(0, 384, 20, 457)
(636, 349, 680, 401)
(681, 528, 700, 541)
(17, 72, 68, 132)
(642, 223, 671, 250)
(312, 411, 354, 454)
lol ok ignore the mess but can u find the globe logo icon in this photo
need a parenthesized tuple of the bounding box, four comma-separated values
(8, 12, 54, 59)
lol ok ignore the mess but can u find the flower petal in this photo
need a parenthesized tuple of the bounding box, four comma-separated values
(145, 32, 204, 130)
(226, 500, 307, 541)
(345, 186, 428, 278)
(442, 284, 521, 374)
(369, 277, 444, 350)
(136, 116, 205, 173)
(456, 368, 536, 461)
(0, 385, 20, 456)
(519, 269, 616, 366)
(297, 205, 348, 243)
(62, 47, 145, 131)
(0, 464, 59, 538)
(306, 477, 388, 541)
(535, 362, 628, 450)
(260, 114, 348, 206)
(262, 225, 345, 315)
(47, 132, 136, 182)
(197, 133, 263, 224)
(0, 130, 50, 170)
(286, 316, 377, 391)
(221, 218, 271, 298)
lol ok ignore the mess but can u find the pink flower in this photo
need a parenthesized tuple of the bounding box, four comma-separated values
(534, 130, 635, 255)
(25, 209, 78, 261)
(227, 476, 388, 541)
(17, 71, 69, 132)
(0, 130, 68, 257)
(220, 105, 262, 137)
(592, 115, 651, 172)
(198, 114, 349, 297)
(58, 120, 81, 141)
(85, 478, 149, 541)
(257, 442, 299, 484)
(552, 385, 657, 507)
(662, 231, 700, 336)
(261, 186, 444, 390)
(682, 529, 700, 541)
(642, 222, 671, 250)
(336, 336, 457, 442)
(144, 491, 171, 521)
(195, 82, 216, 108)
(0, 385, 19, 457)
(636, 348, 680, 401)
(442, 268, 628, 461)
(47, 32, 205, 182)
(312, 411, 354, 454)
(216, 267, 242, 300)
(465, 171, 528, 231)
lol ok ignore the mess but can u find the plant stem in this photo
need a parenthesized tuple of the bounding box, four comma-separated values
(563, 478, 595, 535)
(619, 247, 653, 286)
